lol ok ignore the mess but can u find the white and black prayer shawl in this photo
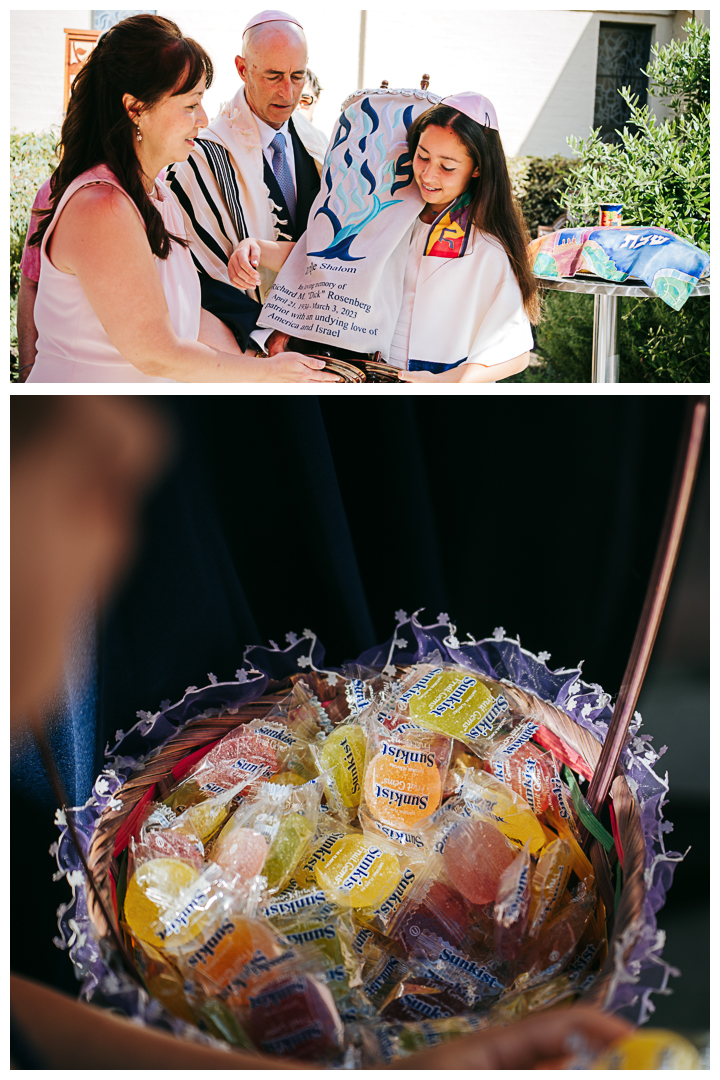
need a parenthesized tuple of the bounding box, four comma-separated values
(167, 87, 327, 302)
(257, 89, 440, 353)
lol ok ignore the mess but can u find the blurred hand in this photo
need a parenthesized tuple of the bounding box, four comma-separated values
(262, 352, 341, 382)
(228, 239, 262, 289)
(390, 1005, 634, 1070)
(398, 368, 435, 382)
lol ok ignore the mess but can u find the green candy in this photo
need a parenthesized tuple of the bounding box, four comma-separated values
(263, 812, 314, 890)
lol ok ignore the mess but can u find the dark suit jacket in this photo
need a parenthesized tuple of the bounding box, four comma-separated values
(262, 117, 322, 241)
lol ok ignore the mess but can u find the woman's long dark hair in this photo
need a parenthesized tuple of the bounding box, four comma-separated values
(408, 104, 541, 324)
(30, 14, 213, 259)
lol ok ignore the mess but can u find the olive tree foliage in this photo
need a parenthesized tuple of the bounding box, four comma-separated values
(561, 19, 709, 253)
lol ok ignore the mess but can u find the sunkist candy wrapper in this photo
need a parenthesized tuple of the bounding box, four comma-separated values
(362, 721, 452, 831)
(178, 909, 287, 1004)
(123, 852, 211, 951)
(315, 722, 367, 820)
(234, 949, 346, 1063)
(525, 838, 573, 939)
(390, 663, 514, 750)
(493, 841, 532, 960)
(219, 777, 324, 893)
(441, 814, 518, 906)
(164, 729, 280, 814)
(484, 722, 558, 815)
(315, 832, 403, 910)
(381, 854, 468, 955)
(461, 769, 547, 853)
(589, 1028, 701, 1070)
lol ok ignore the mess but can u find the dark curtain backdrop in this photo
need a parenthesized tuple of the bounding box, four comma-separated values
(11, 394, 698, 993)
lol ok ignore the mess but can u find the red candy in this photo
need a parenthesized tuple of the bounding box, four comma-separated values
(243, 972, 343, 1061)
(443, 818, 516, 905)
(393, 880, 469, 953)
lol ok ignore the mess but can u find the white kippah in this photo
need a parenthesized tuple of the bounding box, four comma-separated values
(440, 92, 499, 132)
(242, 9, 303, 34)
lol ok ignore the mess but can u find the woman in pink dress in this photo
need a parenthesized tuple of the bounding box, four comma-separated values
(26, 14, 337, 383)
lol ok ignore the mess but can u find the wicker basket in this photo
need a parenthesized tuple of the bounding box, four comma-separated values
(82, 669, 646, 1024)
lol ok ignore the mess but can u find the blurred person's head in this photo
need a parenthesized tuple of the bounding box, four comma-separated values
(29, 15, 213, 261)
(298, 68, 322, 121)
(236, 14, 308, 130)
(11, 397, 169, 729)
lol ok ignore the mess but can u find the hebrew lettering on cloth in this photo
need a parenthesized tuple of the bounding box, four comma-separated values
(256, 88, 441, 354)
(528, 227, 710, 311)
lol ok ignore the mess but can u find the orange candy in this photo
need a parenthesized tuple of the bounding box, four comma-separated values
(184, 914, 284, 1001)
(364, 743, 442, 828)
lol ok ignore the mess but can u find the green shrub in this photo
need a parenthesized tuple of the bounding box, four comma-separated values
(10, 128, 59, 296)
(561, 19, 709, 251)
(506, 288, 710, 384)
(10, 295, 18, 381)
(523, 18, 710, 384)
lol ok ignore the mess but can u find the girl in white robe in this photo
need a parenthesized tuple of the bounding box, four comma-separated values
(389, 92, 539, 382)
(229, 91, 540, 382)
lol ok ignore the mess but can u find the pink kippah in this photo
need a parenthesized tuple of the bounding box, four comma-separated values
(440, 92, 499, 131)
(242, 9, 303, 34)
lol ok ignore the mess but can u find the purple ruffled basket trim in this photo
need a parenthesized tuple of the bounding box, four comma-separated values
(52, 610, 682, 1032)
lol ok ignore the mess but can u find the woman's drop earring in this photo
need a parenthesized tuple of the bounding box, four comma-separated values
(136, 126, 142, 143)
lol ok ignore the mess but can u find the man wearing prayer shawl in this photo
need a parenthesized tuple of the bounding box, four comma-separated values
(167, 10, 328, 351)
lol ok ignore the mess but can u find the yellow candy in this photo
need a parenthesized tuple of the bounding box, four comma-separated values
(591, 1029, 700, 1070)
(467, 771, 546, 853)
(402, 667, 510, 745)
(267, 771, 307, 786)
(319, 725, 367, 808)
(527, 839, 573, 936)
(315, 835, 401, 908)
(176, 798, 230, 844)
(124, 857, 206, 949)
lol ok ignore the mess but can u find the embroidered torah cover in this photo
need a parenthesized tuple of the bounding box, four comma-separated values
(256, 88, 440, 354)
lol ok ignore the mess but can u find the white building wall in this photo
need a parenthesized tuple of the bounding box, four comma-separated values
(10, 8, 704, 157)
(11, 10, 91, 133)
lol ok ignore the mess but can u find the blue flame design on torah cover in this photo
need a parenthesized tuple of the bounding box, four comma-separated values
(308, 98, 421, 262)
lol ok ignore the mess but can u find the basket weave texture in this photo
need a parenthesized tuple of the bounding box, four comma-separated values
(53, 616, 683, 1036)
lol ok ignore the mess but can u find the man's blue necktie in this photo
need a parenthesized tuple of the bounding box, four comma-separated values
(270, 131, 297, 227)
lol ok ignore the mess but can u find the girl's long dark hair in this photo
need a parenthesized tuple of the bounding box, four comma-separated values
(408, 104, 541, 324)
(30, 14, 213, 259)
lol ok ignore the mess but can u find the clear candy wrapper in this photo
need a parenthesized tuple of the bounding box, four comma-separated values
(313, 721, 367, 822)
(493, 842, 532, 960)
(219, 776, 324, 894)
(361, 720, 452, 832)
(231, 947, 346, 1064)
(388, 663, 515, 750)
